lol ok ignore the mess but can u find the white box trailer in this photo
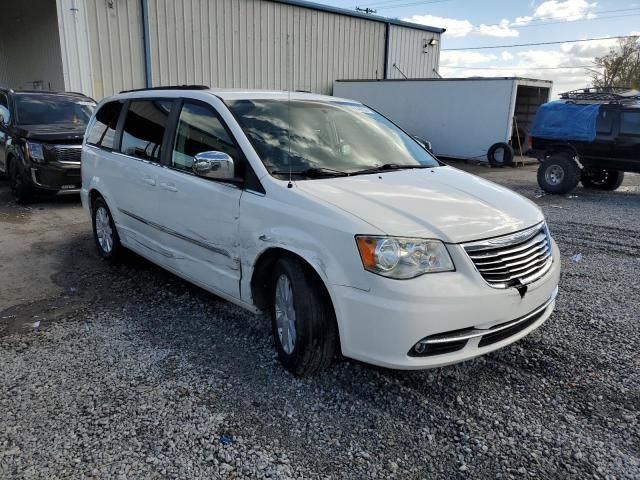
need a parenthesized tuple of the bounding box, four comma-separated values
(333, 77, 553, 162)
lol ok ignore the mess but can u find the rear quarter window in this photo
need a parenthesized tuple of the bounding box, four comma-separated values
(596, 109, 614, 135)
(120, 100, 172, 162)
(86, 101, 123, 149)
(620, 111, 640, 136)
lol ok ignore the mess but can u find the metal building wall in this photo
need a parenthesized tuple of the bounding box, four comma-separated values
(387, 25, 440, 80)
(147, 0, 386, 95)
(56, 0, 94, 97)
(85, 0, 146, 99)
(0, 0, 65, 91)
(0, 35, 9, 88)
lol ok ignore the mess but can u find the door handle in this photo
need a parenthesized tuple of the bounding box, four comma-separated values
(160, 182, 178, 192)
(142, 177, 156, 186)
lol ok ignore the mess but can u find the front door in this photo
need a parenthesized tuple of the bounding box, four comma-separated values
(155, 99, 242, 298)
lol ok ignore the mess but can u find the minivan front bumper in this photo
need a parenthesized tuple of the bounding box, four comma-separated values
(331, 239, 561, 369)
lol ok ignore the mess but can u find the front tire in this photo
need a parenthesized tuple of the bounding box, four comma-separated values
(581, 169, 624, 191)
(270, 257, 338, 376)
(92, 197, 122, 262)
(537, 154, 580, 194)
(9, 160, 33, 204)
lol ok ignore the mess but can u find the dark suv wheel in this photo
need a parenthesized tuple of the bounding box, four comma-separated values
(8, 160, 33, 204)
(581, 169, 624, 191)
(270, 257, 338, 376)
(537, 154, 581, 194)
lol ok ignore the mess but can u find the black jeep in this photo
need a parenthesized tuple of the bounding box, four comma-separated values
(0, 89, 95, 203)
(528, 89, 640, 194)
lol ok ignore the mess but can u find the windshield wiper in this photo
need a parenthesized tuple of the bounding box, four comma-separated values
(271, 167, 350, 178)
(351, 163, 434, 175)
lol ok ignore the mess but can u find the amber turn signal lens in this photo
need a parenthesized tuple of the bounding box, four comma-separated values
(356, 236, 377, 269)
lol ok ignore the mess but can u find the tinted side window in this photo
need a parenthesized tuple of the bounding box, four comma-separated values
(596, 109, 614, 135)
(171, 102, 239, 172)
(86, 101, 123, 149)
(120, 100, 172, 162)
(620, 111, 640, 136)
(0, 93, 9, 124)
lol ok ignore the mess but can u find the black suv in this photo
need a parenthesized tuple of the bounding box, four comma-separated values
(0, 89, 96, 203)
(529, 89, 640, 194)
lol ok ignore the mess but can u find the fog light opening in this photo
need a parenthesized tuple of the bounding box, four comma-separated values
(413, 342, 428, 354)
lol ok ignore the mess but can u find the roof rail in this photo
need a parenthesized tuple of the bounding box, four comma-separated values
(119, 85, 210, 94)
(560, 87, 640, 103)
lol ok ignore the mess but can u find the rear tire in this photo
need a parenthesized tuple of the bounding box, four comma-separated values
(581, 169, 624, 191)
(92, 197, 122, 263)
(9, 160, 33, 204)
(487, 142, 514, 167)
(270, 257, 338, 376)
(537, 154, 580, 194)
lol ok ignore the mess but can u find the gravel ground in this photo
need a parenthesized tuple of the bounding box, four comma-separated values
(0, 163, 639, 479)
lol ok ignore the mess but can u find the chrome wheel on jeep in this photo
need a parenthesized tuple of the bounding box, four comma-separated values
(537, 154, 580, 194)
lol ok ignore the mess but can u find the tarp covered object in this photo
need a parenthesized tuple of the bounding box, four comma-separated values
(529, 102, 600, 142)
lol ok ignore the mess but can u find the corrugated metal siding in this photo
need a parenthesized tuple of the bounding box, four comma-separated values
(0, 36, 10, 88)
(387, 25, 440, 79)
(85, 0, 145, 99)
(0, 0, 64, 90)
(56, 0, 94, 97)
(148, 0, 386, 95)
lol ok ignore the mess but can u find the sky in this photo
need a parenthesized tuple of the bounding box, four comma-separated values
(315, 0, 640, 96)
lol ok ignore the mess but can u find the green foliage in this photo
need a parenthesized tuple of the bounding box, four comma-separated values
(592, 37, 640, 90)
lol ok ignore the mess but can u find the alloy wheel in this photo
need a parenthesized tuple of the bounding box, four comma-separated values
(95, 206, 114, 254)
(274, 274, 297, 354)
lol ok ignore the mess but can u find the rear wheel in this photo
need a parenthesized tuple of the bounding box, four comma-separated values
(92, 197, 122, 262)
(581, 169, 624, 191)
(537, 154, 580, 194)
(9, 160, 33, 204)
(270, 257, 338, 376)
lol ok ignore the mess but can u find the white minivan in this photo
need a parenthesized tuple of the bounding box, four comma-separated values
(81, 86, 560, 376)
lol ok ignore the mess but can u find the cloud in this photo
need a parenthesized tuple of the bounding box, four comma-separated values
(477, 19, 519, 37)
(516, 0, 597, 25)
(439, 31, 640, 97)
(513, 15, 534, 26)
(440, 51, 498, 66)
(402, 15, 473, 38)
(534, 0, 597, 21)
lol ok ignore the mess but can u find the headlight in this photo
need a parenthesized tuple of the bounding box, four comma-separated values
(355, 236, 454, 279)
(26, 142, 45, 164)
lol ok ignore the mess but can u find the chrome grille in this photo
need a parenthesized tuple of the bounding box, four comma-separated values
(463, 223, 553, 289)
(46, 145, 82, 163)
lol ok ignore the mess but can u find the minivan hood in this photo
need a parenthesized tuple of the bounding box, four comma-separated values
(295, 166, 543, 243)
(13, 124, 86, 143)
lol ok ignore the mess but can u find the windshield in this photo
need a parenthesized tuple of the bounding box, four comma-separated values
(15, 94, 95, 126)
(227, 99, 439, 176)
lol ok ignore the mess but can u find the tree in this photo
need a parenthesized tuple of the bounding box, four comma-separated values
(592, 37, 640, 90)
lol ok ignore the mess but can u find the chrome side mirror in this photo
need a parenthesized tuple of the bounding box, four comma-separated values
(192, 151, 235, 180)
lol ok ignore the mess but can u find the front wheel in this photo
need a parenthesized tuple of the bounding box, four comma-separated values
(537, 155, 580, 194)
(92, 197, 122, 262)
(581, 169, 624, 191)
(9, 161, 33, 204)
(270, 257, 338, 376)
